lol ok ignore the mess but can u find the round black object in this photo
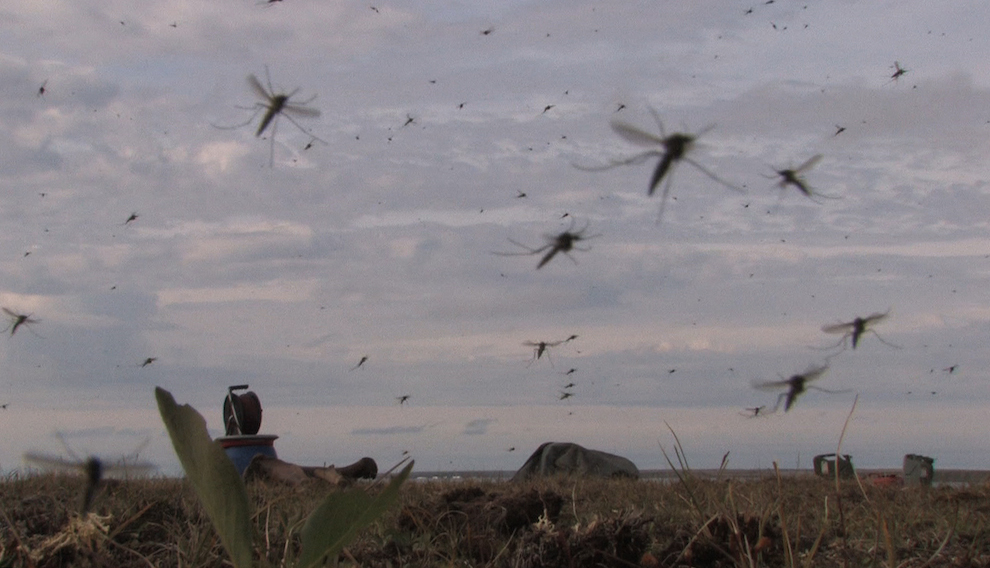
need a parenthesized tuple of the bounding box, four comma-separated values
(223, 391, 263, 435)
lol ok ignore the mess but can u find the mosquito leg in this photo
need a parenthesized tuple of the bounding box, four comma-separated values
(268, 118, 277, 166)
(683, 157, 744, 192)
(572, 151, 660, 172)
(648, 107, 666, 138)
(212, 106, 263, 130)
(655, 167, 678, 224)
(282, 113, 327, 143)
(868, 330, 902, 349)
(770, 393, 786, 414)
(809, 335, 849, 352)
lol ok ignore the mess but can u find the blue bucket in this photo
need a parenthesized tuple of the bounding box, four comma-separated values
(217, 434, 279, 476)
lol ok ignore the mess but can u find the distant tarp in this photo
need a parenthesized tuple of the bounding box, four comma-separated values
(512, 442, 640, 481)
(903, 454, 934, 487)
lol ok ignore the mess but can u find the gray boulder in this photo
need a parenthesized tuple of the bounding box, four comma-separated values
(512, 442, 639, 481)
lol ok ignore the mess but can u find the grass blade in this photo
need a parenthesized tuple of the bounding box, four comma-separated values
(154, 386, 254, 568)
(295, 461, 413, 568)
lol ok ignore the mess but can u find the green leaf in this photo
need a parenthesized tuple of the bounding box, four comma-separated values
(155, 386, 254, 568)
(295, 461, 413, 568)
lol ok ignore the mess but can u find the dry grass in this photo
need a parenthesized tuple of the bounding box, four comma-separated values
(1, 470, 988, 568)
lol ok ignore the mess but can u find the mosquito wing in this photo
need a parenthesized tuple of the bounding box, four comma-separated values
(493, 239, 551, 256)
(822, 321, 855, 334)
(800, 365, 829, 383)
(23, 452, 84, 473)
(101, 458, 156, 477)
(862, 311, 890, 325)
(795, 154, 823, 174)
(282, 104, 321, 118)
(2, 308, 18, 319)
(751, 377, 792, 391)
(247, 74, 271, 101)
(609, 120, 666, 147)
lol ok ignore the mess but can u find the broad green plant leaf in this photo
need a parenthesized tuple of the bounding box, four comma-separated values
(155, 386, 254, 568)
(295, 461, 413, 568)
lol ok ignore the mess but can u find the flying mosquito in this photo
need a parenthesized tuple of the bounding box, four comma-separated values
(140, 357, 157, 367)
(37, 79, 48, 98)
(889, 61, 908, 83)
(522, 338, 569, 367)
(2, 308, 40, 337)
(752, 365, 846, 412)
(123, 212, 139, 225)
(740, 405, 767, 418)
(396, 395, 410, 406)
(494, 219, 598, 269)
(821, 310, 900, 350)
(214, 67, 324, 166)
(350, 355, 369, 371)
(574, 107, 741, 222)
(559, 391, 574, 400)
(23, 439, 154, 514)
(767, 154, 839, 204)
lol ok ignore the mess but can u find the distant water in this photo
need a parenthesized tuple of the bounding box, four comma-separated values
(410, 468, 990, 486)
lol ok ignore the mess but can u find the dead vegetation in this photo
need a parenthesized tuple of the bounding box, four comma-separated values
(0, 471, 986, 567)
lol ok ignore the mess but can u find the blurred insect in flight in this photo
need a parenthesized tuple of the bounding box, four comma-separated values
(396, 395, 410, 406)
(494, 219, 598, 269)
(522, 338, 569, 367)
(37, 79, 48, 98)
(574, 107, 741, 222)
(889, 61, 908, 83)
(752, 365, 847, 412)
(23, 436, 154, 514)
(2, 308, 40, 337)
(766, 154, 839, 204)
(214, 66, 324, 166)
(821, 310, 900, 351)
(740, 405, 766, 418)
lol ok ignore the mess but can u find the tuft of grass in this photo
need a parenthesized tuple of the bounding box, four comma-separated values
(0, 471, 985, 567)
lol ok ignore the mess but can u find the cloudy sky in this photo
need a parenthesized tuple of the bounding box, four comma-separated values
(2, 0, 990, 476)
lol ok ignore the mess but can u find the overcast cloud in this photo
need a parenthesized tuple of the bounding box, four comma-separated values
(2, 0, 990, 476)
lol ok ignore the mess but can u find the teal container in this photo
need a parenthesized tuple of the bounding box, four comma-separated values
(217, 434, 279, 476)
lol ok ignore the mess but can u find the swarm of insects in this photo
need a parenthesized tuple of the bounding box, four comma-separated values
(214, 67, 324, 166)
(494, 219, 599, 269)
(574, 107, 741, 222)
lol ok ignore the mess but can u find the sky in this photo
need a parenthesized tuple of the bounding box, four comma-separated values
(2, 0, 990, 477)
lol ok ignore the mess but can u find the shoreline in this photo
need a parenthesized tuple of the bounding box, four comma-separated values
(409, 468, 990, 484)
